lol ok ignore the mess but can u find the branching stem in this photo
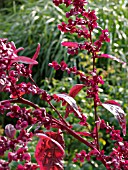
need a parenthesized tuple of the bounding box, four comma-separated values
(48, 101, 69, 126)
(53, 118, 109, 169)
(0, 98, 39, 109)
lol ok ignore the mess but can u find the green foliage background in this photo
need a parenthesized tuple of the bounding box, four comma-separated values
(0, 0, 128, 169)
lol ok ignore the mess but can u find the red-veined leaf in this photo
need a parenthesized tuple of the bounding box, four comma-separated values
(46, 131, 65, 149)
(61, 41, 78, 48)
(5, 124, 16, 139)
(69, 84, 85, 98)
(11, 56, 38, 65)
(56, 94, 82, 118)
(35, 132, 64, 170)
(98, 54, 126, 65)
(29, 43, 40, 70)
(102, 100, 126, 136)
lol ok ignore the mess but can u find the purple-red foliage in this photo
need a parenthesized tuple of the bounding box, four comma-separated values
(0, 0, 127, 170)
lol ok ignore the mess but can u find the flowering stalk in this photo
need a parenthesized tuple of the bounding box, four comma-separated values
(0, 0, 127, 170)
(49, 0, 127, 169)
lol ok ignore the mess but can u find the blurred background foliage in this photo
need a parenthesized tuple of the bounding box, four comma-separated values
(0, 0, 128, 169)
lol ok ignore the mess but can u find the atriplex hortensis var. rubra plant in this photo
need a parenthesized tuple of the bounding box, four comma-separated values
(0, 0, 127, 170)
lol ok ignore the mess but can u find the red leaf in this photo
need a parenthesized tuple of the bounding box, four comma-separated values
(55, 94, 82, 118)
(11, 56, 38, 65)
(32, 43, 40, 61)
(29, 43, 40, 70)
(15, 47, 24, 54)
(5, 124, 16, 138)
(61, 41, 78, 48)
(102, 100, 126, 136)
(97, 54, 126, 65)
(35, 132, 64, 170)
(69, 84, 85, 98)
(104, 100, 121, 107)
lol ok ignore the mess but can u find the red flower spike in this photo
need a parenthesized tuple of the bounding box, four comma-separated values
(102, 100, 126, 136)
(69, 84, 85, 98)
(35, 132, 64, 170)
(61, 41, 78, 48)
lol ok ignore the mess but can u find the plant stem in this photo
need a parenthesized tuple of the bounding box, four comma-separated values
(0, 98, 39, 109)
(48, 101, 69, 126)
(89, 29, 100, 149)
(53, 118, 109, 169)
(93, 57, 95, 72)
(29, 74, 38, 86)
(93, 55, 99, 150)
(94, 102, 99, 150)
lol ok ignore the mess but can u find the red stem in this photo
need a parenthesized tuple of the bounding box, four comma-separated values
(29, 74, 38, 86)
(48, 101, 69, 126)
(0, 98, 39, 109)
(0, 97, 109, 169)
(94, 102, 99, 150)
(53, 118, 108, 169)
(93, 56, 99, 150)
(89, 27, 99, 150)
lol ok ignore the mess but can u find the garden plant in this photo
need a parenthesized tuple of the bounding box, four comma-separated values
(0, 0, 127, 170)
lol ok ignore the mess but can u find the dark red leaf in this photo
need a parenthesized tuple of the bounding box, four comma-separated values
(65, 84, 85, 118)
(35, 132, 65, 170)
(102, 100, 126, 136)
(11, 56, 38, 65)
(55, 94, 82, 118)
(97, 54, 126, 65)
(69, 84, 85, 98)
(15, 47, 24, 54)
(29, 43, 40, 70)
(104, 100, 121, 107)
(61, 41, 78, 48)
(5, 124, 16, 138)
(32, 43, 40, 61)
